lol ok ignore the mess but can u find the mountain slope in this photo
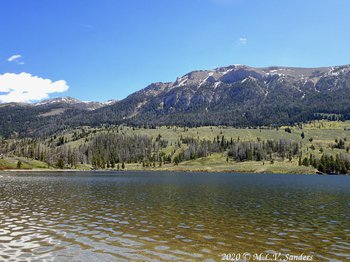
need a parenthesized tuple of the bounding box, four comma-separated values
(72, 64, 350, 127)
(1, 64, 350, 137)
(0, 97, 118, 137)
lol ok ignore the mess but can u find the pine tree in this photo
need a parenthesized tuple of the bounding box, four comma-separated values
(57, 158, 65, 169)
(318, 162, 325, 173)
(302, 157, 309, 166)
(298, 155, 302, 166)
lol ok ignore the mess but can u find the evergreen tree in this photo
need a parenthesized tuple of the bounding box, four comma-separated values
(57, 158, 65, 169)
(302, 157, 309, 166)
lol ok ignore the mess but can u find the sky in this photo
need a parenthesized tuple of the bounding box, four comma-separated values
(1, 0, 350, 103)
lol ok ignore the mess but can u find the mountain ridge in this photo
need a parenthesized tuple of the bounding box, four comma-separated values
(86, 63, 350, 126)
(1, 64, 350, 138)
(1, 96, 118, 108)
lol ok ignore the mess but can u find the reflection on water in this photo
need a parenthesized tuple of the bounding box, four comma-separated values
(0, 172, 349, 261)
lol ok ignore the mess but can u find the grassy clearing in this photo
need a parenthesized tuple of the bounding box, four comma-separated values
(122, 154, 315, 174)
(2, 120, 350, 174)
(0, 157, 48, 170)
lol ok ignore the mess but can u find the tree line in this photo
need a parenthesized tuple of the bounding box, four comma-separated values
(1, 132, 350, 174)
(300, 153, 350, 174)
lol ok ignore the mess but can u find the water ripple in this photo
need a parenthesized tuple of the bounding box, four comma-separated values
(0, 172, 349, 261)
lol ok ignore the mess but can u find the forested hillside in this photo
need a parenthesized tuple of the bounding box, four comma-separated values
(1, 121, 350, 174)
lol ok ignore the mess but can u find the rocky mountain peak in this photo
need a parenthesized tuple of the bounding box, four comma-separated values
(34, 97, 81, 106)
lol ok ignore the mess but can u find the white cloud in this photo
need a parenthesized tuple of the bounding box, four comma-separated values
(8, 54, 24, 64)
(239, 37, 247, 45)
(0, 72, 69, 103)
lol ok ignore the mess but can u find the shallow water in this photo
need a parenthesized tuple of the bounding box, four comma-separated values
(0, 171, 349, 261)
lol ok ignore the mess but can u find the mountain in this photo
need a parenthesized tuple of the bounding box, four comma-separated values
(1, 64, 350, 138)
(73, 64, 350, 127)
(0, 97, 118, 137)
(34, 97, 117, 111)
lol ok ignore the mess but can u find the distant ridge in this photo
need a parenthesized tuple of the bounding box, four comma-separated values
(1, 64, 350, 137)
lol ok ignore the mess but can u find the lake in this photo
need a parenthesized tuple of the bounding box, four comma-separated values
(0, 172, 349, 261)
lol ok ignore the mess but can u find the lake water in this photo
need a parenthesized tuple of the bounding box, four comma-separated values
(0, 172, 349, 261)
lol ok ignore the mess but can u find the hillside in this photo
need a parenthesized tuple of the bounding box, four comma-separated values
(1, 64, 350, 138)
(1, 120, 350, 174)
(0, 97, 117, 137)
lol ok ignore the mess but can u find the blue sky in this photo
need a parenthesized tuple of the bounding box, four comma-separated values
(1, 0, 350, 102)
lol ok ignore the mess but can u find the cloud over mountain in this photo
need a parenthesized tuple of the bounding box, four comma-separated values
(0, 72, 69, 103)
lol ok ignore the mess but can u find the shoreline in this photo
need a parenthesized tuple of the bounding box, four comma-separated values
(0, 167, 320, 175)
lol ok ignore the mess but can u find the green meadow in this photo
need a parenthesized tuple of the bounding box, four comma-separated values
(1, 120, 350, 174)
